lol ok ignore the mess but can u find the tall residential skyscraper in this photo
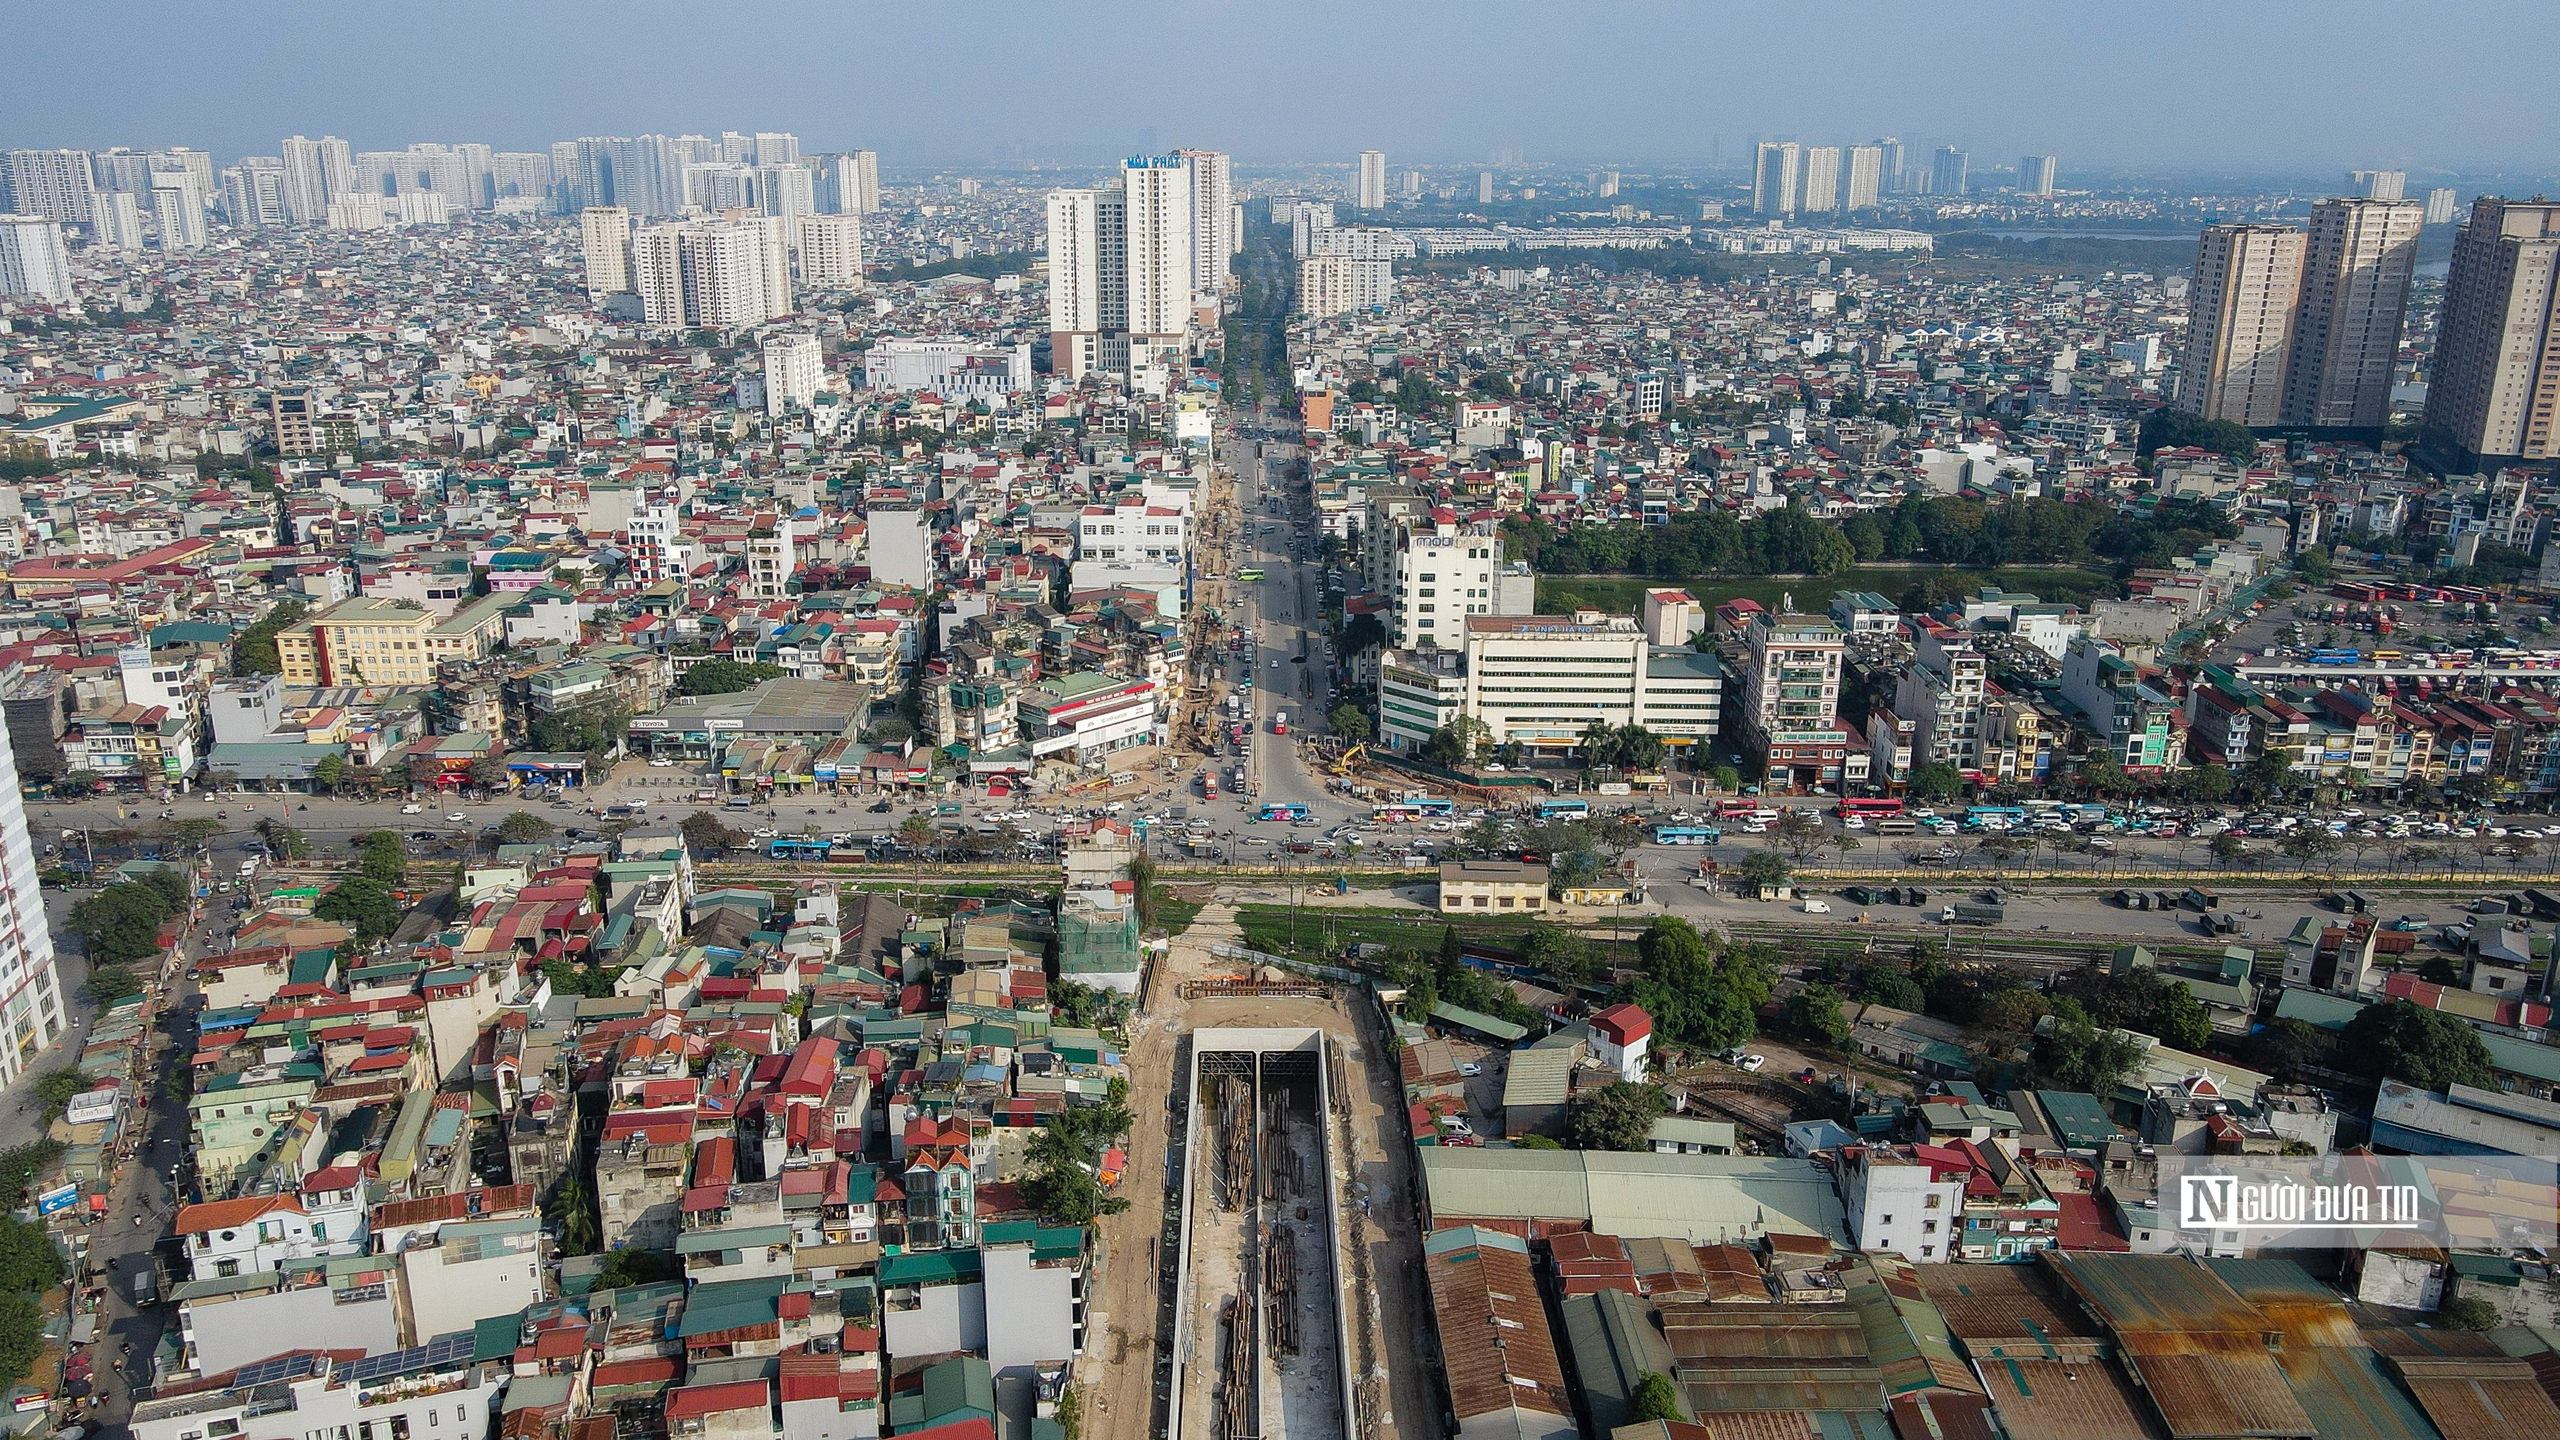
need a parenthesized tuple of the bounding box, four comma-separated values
(2349, 169, 2407, 201)
(1045, 155, 1195, 380)
(754, 132, 801, 166)
(89, 190, 144, 252)
(2424, 197, 2560, 466)
(1477, 171, 1494, 205)
(796, 213, 865, 287)
(0, 215, 75, 304)
(2285, 197, 2423, 429)
(279, 135, 352, 225)
(0, 149, 97, 227)
(1753, 142, 1801, 215)
(1844, 146, 1883, 210)
(1871, 137, 1906, 193)
(1798, 147, 1842, 213)
(150, 171, 207, 250)
(581, 206, 634, 298)
(0, 717, 66, 1088)
(630, 216, 792, 327)
(1357, 150, 1386, 209)
(1177, 149, 1232, 313)
(757, 162, 816, 229)
(2425, 188, 2460, 226)
(2180, 223, 2307, 426)
(2017, 154, 2057, 196)
(763, 332, 823, 416)
(1931, 146, 1969, 197)
(223, 158, 290, 229)
(853, 150, 881, 215)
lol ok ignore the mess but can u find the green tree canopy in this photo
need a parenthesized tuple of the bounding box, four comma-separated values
(680, 810, 747, 855)
(496, 810, 553, 844)
(679, 659, 789, 696)
(2136, 408, 2258, 465)
(66, 881, 172, 965)
(314, 877, 400, 940)
(0, 1215, 65, 1295)
(1903, 762, 1966, 801)
(1567, 1081, 1668, 1151)
(2339, 999, 2495, 1090)
(1328, 704, 1373, 742)
(1626, 1371, 1685, 1425)
(1786, 983, 1852, 1048)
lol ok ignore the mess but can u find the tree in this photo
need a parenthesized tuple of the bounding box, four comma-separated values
(1567, 1081, 1667, 1152)
(1626, 1371, 1685, 1425)
(232, 598, 310, 676)
(467, 756, 514, 793)
(2439, 1295, 2501, 1331)
(314, 877, 400, 940)
(680, 810, 746, 856)
(1328, 704, 1372, 743)
(1515, 923, 1596, 988)
(1768, 810, 1830, 864)
(0, 1292, 38, 1388)
(2338, 999, 2495, 1090)
(679, 659, 789, 696)
(592, 1248, 683, 1290)
(2176, 764, 2236, 803)
(2417, 956, 2461, 985)
(2208, 833, 2250, 869)
(0, 1215, 65, 1295)
(254, 816, 311, 860)
(32, 1068, 84, 1123)
(1903, 762, 1965, 801)
(496, 810, 553, 844)
(548, 1171, 598, 1255)
(1850, 964, 1926, 1011)
(2136, 408, 2258, 465)
(1787, 983, 1852, 1048)
(1126, 851, 1162, 928)
(66, 881, 171, 966)
(1735, 851, 1791, 890)
(358, 830, 407, 885)
(897, 813, 938, 848)
(2149, 982, 2215, 1051)
(313, 752, 346, 794)
(1420, 725, 1469, 768)
(51, 770, 103, 799)
(2247, 1018, 2332, 1084)
(171, 816, 224, 852)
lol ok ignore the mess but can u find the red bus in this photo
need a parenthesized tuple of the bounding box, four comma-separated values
(1836, 798, 1906, 819)
(1716, 799, 1760, 820)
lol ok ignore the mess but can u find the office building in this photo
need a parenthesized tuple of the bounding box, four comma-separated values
(1477, 171, 1494, 205)
(1357, 150, 1386, 209)
(1845, 145, 1883, 210)
(270, 390, 318, 456)
(1176, 148, 1232, 313)
(1376, 612, 1721, 758)
(1298, 254, 1394, 318)
(0, 215, 74, 304)
(2425, 197, 2560, 466)
(2285, 197, 2423, 429)
(150, 171, 206, 250)
(278, 135, 352, 225)
(580, 206, 633, 298)
(1799, 146, 1841, 213)
(2179, 223, 2307, 426)
(852, 150, 881, 214)
(2350, 169, 2407, 201)
(0, 149, 96, 227)
(1931, 146, 1968, 197)
(0, 714, 65, 1089)
(1044, 155, 1193, 380)
(796, 212, 864, 287)
(631, 216, 792, 328)
(1753, 142, 1800, 215)
(2017, 154, 2057, 196)
(1736, 609, 1853, 790)
(2425, 187, 2460, 226)
(88, 190, 144, 253)
(869, 339, 1032, 400)
(762, 333, 824, 417)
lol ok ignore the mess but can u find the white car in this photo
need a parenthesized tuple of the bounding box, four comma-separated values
(445, 812, 466, 822)
(649, 758, 675, 768)
(400, 803, 423, 814)
(1742, 821, 1769, 834)
(1739, 1054, 1768, 1072)
(1841, 816, 1865, 830)
(1459, 1062, 1483, 1077)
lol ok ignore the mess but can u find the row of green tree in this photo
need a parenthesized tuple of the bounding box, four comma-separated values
(1509, 491, 2237, 584)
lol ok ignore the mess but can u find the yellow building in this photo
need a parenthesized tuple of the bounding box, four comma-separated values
(274, 597, 439, 687)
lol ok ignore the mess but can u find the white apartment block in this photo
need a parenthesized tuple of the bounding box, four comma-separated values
(0, 214, 74, 304)
(1754, 142, 1800, 215)
(797, 211, 864, 287)
(1845, 146, 1884, 210)
(1375, 613, 1724, 757)
(870, 338, 1031, 401)
(1799, 146, 1841, 213)
(624, 504, 696, 586)
(632, 216, 792, 327)
(1045, 155, 1193, 381)
(1076, 496, 1190, 566)
(581, 206, 633, 295)
(1387, 520, 1526, 650)
(0, 718, 65, 1086)
(1178, 147, 1233, 311)
(1842, 1146, 1968, 1263)
(747, 515, 798, 600)
(1358, 150, 1386, 209)
(1121, 155, 1193, 372)
(0, 149, 97, 226)
(762, 332, 824, 416)
(1298, 255, 1394, 318)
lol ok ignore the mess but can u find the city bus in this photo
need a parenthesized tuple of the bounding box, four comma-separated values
(1964, 805, 2027, 822)
(1256, 802, 1310, 823)
(1413, 798, 1456, 818)
(1372, 803, 1423, 823)
(1873, 816, 1919, 836)
(1715, 799, 1761, 821)
(766, 837, 835, 860)
(1836, 798, 1905, 819)
(1651, 825, 1723, 846)
(1537, 800, 1590, 820)
(1236, 568, 1266, 582)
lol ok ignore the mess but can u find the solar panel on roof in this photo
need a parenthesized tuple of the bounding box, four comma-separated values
(232, 1352, 327, 1388)
(341, 1330, 476, 1387)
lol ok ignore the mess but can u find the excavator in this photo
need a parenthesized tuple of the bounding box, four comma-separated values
(1327, 744, 1367, 777)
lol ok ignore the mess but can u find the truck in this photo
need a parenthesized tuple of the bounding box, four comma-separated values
(1947, 901, 2006, 925)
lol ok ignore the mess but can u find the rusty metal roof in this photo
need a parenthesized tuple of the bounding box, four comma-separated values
(2044, 1252, 2274, 1338)
(2122, 1351, 2316, 1439)
(1659, 1304, 1871, 1361)
(1918, 1263, 2107, 1359)
(1419, 1225, 1573, 1431)
(2384, 1349, 2560, 1437)
(1886, 1391, 2003, 1440)
(1972, 1356, 2167, 1440)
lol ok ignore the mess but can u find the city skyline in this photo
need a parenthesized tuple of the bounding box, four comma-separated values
(2, 1, 2554, 173)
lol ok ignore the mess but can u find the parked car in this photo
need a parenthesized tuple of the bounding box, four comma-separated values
(1739, 1054, 1768, 1072)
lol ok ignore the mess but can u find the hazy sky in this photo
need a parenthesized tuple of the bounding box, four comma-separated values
(3, 0, 2552, 176)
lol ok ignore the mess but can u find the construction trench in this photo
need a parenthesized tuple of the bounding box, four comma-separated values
(1169, 1029, 1358, 1440)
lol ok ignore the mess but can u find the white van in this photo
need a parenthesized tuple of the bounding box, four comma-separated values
(1802, 899, 1831, 914)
